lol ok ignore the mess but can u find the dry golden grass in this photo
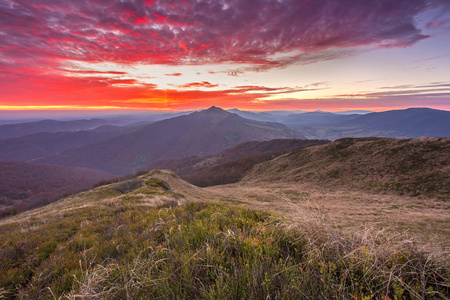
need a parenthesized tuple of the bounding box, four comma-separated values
(243, 137, 450, 200)
(205, 182, 450, 249)
(3, 168, 447, 249)
(1, 170, 449, 299)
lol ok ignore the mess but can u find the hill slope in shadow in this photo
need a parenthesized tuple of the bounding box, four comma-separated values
(0, 118, 123, 140)
(0, 162, 112, 216)
(147, 139, 328, 186)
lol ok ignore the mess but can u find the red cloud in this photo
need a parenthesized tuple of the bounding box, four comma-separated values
(59, 70, 129, 75)
(1, 0, 445, 68)
(178, 81, 219, 88)
(1, 66, 449, 111)
(165, 73, 182, 76)
(178, 42, 188, 52)
(1, 0, 449, 111)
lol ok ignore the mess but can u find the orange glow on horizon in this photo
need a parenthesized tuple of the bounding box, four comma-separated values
(0, 105, 171, 111)
(1, 103, 449, 113)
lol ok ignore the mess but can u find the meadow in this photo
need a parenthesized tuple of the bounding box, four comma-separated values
(0, 172, 448, 299)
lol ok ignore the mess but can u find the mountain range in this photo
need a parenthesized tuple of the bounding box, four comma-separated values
(340, 107, 450, 138)
(0, 106, 449, 216)
(0, 105, 448, 298)
(34, 107, 303, 175)
(0, 125, 136, 162)
(229, 107, 450, 140)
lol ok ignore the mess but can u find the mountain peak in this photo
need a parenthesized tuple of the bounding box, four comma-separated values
(199, 106, 231, 116)
(205, 106, 226, 112)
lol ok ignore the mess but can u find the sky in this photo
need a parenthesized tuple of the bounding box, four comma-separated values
(1, 0, 450, 112)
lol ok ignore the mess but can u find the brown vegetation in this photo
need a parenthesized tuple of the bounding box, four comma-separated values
(244, 137, 450, 200)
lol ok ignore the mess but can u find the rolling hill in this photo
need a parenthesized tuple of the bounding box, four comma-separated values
(0, 162, 112, 216)
(147, 139, 328, 186)
(37, 107, 304, 175)
(244, 137, 450, 199)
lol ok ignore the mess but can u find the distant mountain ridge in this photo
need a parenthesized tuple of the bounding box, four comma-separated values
(0, 125, 133, 162)
(227, 107, 450, 139)
(299, 108, 450, 140)
(227, 108, 363, 126)
(37, 107, 304, 175)
(0, 118, 123, 140)
(341, 108, 450, 138)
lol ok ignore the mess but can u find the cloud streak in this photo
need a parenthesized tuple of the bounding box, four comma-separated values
(1, 0, 444, 68)
(178, 81, 219, 88)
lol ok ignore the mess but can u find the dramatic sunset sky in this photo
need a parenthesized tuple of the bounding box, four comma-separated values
(1, 0, 450, 112)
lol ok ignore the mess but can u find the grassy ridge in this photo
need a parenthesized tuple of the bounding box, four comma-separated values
(244, 137, 450, 199)
(0, 177, 448, 299)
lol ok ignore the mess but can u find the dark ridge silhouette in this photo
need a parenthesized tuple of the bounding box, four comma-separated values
(0, 125, 133, 162)
(147, 139, 328, 186)
(0, 162, 113, 217)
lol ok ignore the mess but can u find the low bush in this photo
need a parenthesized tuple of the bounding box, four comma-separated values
(112, 179, 143, 194)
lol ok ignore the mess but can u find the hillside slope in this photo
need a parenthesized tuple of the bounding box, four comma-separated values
(38, 107, 304, 175)
(147, 139, 328, 186)
(0, 162, 112, 215)
(244, 137, 450, 199)
(0, 170, 447, 299)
